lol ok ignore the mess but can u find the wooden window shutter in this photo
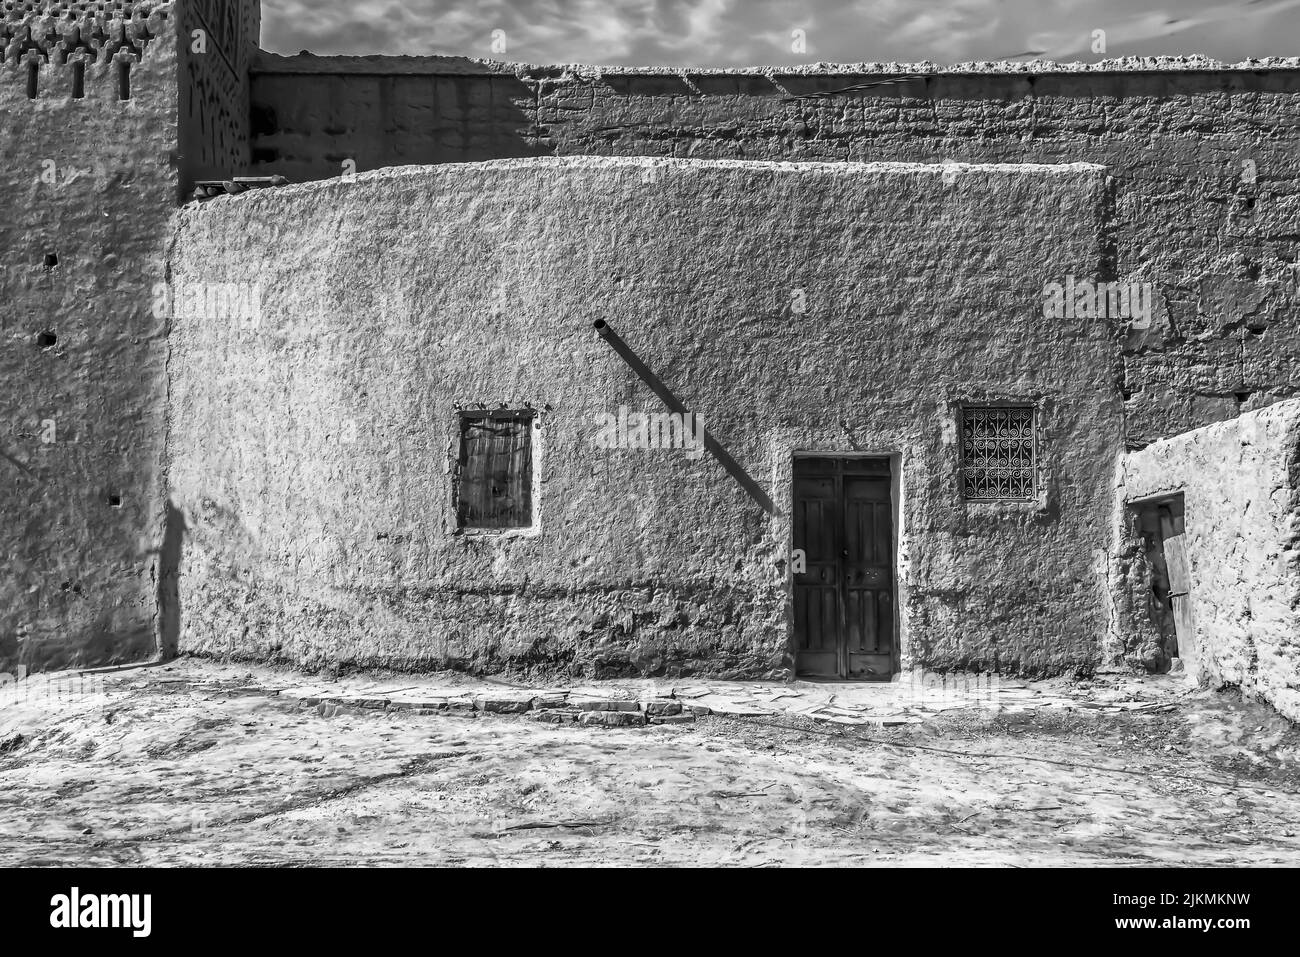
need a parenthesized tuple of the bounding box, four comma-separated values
(457, 413, 533, 529)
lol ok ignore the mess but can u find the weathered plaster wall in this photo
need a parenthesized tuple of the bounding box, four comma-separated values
(0, 1, 178, 670)
(1122, 399, 1300, 720)
(167, 156, 1120, 678)
(248, 59, 1300, 447)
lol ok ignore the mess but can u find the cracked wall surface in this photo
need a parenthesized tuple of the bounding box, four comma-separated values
(1122, 398, 1300, 719)
(166, 156, 1119, 678)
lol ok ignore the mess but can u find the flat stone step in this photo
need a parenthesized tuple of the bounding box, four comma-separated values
(566, 697, 641, 712)
(578, 711, 646, 727)
(473, 695, 533, 714)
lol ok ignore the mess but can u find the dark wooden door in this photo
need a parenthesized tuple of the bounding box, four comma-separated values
(792, 467, 840, 678)
(792, 457, 896, 679)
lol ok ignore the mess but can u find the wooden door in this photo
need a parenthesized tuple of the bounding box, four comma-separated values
(792, 467, 840, 678)
(1158, 502, 1196, 673)
(793, 457, 896, 679)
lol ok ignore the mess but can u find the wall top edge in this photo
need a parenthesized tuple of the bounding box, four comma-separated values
(249, 51, 1300, 80)
(1127, 397, 1300, 458)
(184, 155, 1111, 210)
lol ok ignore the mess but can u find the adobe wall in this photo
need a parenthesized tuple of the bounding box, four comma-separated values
(1122, 399, 1300, 720)
(0, 1, 178, 670)
(247, 54, 546, 183)
(177, 0, 260, 188)
(248, 59, 1300, 447)
(166, 156, 1121, 678)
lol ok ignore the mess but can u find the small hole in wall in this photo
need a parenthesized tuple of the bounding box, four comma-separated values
(36, 331, 57, 348)
(43, 252, 58, 269)
(1236, 390, 1253, 403)
(107, 493, 122, 508)
(1122, 389, 1135, 401)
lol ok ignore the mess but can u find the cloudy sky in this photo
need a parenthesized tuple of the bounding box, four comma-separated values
(260, 0, 1300, 66)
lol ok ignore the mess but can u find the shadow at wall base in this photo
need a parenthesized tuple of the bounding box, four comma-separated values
(0, 625, 156, 676)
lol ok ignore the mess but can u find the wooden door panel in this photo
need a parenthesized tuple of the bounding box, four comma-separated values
(1159, 512, 1190, 592)
(843, 476, 893, 675)
(844, 588, 876, 650)
(794, 587, 839, 675)
(1159, 505, 1196, 672)
(793, 473, 840, 675)
(795, 478, 837, 561)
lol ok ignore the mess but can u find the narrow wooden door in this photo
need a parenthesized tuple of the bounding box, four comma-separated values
(1158, 501, 1196, 673)
(792, 467, 840, 678)
(792, 457, 896, 679)
(843, 473, 895, 678)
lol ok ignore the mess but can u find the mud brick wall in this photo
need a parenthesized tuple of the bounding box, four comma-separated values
(249, 62, 1300, 448)
(0, 1, 178, 670)
(177, 0, 260, 188)
(167, 156, 1119, 678)
(1122, 399, 1300, 720)
(247, 54, 547, 185)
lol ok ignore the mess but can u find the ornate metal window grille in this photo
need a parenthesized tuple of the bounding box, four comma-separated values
(960, 406, 1036, 501)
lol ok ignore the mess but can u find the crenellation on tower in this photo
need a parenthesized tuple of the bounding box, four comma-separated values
(1, 2, 172, 63)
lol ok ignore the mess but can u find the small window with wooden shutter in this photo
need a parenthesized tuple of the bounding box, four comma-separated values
(456, 411, 534, 530)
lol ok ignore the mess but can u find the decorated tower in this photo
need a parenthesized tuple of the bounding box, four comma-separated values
(1, 0, 260, 672)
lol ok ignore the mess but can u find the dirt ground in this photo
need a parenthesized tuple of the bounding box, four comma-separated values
(2, 660, 1299, 866)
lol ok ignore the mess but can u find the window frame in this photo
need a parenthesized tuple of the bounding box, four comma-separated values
(453, 408, 538, 534)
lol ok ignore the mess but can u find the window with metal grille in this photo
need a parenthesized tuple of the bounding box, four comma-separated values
(959, 405, 1036, 501)
(456, 411, 534, 530)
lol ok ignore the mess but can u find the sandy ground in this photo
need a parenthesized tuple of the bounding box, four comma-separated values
(2, 659, 1299, 866)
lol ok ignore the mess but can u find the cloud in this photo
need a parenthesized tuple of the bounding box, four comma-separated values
(260, 0, 1300, 66)
(1024, 0, 1300, 58)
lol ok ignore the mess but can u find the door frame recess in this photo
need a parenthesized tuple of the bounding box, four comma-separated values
(1127, 490, 1195, 676)
(788, 451, 903, 680)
